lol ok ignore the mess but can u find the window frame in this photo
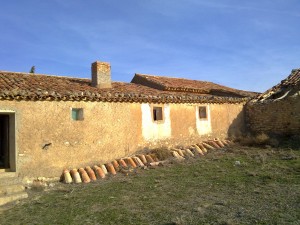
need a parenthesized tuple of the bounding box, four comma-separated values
(151, 105, 164, 123)
(71, 108, 84, 121)
(198, 106, 208, 120)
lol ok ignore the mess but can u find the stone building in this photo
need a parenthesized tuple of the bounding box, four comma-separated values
(0, 61, 256, 177)
(246, 69, 300, 136)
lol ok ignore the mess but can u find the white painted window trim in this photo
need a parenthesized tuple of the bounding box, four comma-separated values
(196, 105, 212, 136)
(141, 103, 171, 141)
(151, 105, 165, 123)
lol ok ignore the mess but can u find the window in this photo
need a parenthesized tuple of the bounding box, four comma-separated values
(199, 106, 207, 119)
(71, 108, 84, 121)
(153, 106, 163, 121)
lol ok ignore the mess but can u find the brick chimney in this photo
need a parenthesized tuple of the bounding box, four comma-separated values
(91, 61, 112, 88)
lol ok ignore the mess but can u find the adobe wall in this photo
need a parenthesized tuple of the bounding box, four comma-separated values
(149, 103, 245, 147)
(210, 103, 245, 138)
(0, 100, 245, 178)
(246, 97, 300, 135)
(0, 100, 143, 178)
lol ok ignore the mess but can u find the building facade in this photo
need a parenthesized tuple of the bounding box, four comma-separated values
(0, 61, 256, 177)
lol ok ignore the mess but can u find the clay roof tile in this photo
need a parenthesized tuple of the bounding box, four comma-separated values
(0, 71, 253, 103)
(253, 69, 300, 102)
(132, 73, 258, 98)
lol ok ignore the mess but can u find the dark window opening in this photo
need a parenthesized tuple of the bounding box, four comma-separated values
(153, 107, 163, 121)
(72, 108, 84, 121)
(199, 106, 207, 119)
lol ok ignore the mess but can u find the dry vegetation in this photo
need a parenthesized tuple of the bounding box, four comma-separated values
(232, 132, 300, 148)
(0, 143, 299, 225)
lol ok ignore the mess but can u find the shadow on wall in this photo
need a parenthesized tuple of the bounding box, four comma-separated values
(227, 109, 246, 138)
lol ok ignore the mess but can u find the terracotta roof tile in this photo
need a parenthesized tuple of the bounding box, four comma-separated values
(0, 71, 252, 103)
(132, 73, 258, 98)
(253, 69, 300, 102)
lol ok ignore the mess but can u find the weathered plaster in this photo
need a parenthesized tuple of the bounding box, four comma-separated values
(0, 100, 143, 177)
(141, 103, 171, 141)
(196, 105, 212, 136)
(210, 103, 245, 138)
(0, 100, 246, 177)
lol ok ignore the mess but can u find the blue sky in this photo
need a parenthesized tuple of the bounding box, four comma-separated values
(0, 0, 299, 92)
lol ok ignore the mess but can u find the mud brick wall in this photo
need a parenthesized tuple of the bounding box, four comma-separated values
(246, 97, 300, 135)
(0, 99, 246, 178)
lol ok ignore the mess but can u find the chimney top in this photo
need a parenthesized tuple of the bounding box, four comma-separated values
(91, 61, 112, 89)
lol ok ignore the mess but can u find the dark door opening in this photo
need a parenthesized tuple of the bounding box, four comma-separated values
(0, 115, 9, 169)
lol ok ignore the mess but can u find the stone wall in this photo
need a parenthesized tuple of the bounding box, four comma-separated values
(246, 96, 300, 135)
(0, 100, 245, 177)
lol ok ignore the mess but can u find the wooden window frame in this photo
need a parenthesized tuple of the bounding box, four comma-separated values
(151, 105, 164, 123)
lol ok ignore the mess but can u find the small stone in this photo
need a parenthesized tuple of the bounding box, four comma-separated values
(193, 207, 205, 214)
(234, 161, 241, 166)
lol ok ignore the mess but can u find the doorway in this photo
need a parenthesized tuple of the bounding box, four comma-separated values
(0, 113, 16, 171)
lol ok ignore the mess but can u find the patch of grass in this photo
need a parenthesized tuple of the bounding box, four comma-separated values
(0, 146, 299, 224)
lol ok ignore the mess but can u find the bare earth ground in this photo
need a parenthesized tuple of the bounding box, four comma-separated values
(0, 144, 299, 225)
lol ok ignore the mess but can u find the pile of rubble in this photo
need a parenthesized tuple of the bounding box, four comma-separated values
(61, 139, 232, 184)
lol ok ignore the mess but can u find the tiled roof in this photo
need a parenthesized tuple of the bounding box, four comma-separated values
(0, 71, 252, 103)
(132, 73, 258, 98)
(252, 69, 300, 102)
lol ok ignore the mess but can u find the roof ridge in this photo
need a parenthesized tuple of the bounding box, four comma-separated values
(135, 73, 212, 83)
(0, 70, 90, 80)
(291, 68, 300, 73)
(134, 73, 257, 94)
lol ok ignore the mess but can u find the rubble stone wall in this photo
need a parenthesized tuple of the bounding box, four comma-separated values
(246, 97, 300, 135)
